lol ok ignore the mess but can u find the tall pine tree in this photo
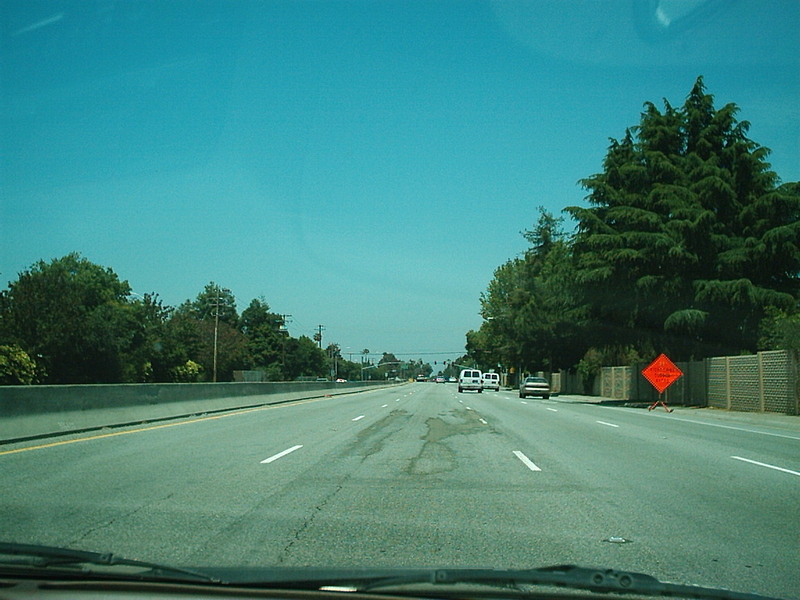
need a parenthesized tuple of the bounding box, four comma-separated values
(565, 77, 799, 359)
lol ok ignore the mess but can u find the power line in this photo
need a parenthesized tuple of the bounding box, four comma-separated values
(371, 351, 465, 356)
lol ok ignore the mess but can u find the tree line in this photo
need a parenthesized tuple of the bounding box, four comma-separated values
(466, 78, 800, 387)
(0, 255, 430, 385)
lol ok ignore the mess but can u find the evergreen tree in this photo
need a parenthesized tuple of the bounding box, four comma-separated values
(565, 77, 799, 359)
(239, 298, 287, 378)
(473, 208, 586, 372)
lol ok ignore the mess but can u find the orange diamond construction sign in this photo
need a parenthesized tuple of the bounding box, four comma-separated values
(642, 353, 683, 394)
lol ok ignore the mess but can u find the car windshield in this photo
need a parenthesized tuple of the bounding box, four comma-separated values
(1, 2, 799, 600)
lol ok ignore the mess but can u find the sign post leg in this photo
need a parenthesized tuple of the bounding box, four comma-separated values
(648, 392, 673, 413)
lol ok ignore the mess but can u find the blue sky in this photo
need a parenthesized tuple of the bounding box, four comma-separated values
(2, 0, 798, 366)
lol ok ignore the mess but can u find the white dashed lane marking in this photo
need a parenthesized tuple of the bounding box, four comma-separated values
(261, 445, 303, 464)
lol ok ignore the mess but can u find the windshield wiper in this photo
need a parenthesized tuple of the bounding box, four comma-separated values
(359, 565, 785, 600)
(0, 542, 219, 584)
(0, 549, 786, 600)
(204, 565, 786, 600)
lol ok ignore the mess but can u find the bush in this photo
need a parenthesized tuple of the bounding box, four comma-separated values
(0, 344, 38, 385)
(170, 360, 203, 383)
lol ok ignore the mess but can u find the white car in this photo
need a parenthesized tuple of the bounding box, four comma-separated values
(482, 372, 500, 391)
(519, 376, 551, 399)
(458, 369, 483, 393)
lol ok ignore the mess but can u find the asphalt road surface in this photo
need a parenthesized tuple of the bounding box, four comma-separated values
(2, 383, 799, 598)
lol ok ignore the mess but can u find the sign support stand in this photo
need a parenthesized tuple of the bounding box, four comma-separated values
(648, 391, 673, 412)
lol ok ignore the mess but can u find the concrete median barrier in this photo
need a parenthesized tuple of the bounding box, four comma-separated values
(0, 381, 399, 443)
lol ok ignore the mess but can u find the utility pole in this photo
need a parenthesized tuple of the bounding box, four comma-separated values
(212, 286, 221, 383)
(211, 285, 231, 383)
(277, 314, 293, 334)
(314, 324, 325, 349)
(278, 314, 292, 378)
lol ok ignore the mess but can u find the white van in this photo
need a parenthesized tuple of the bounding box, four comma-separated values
(458, 369, 483, 393)
(482, 372, 500, 391)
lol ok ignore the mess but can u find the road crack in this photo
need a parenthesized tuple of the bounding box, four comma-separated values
(69, 492, 175, 548)
(277, 479, 347, 564)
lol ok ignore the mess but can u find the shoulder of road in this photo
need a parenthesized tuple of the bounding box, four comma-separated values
(551, 392, 800, 433)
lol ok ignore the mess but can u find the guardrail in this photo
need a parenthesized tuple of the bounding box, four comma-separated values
(0, 380, 401, 444)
